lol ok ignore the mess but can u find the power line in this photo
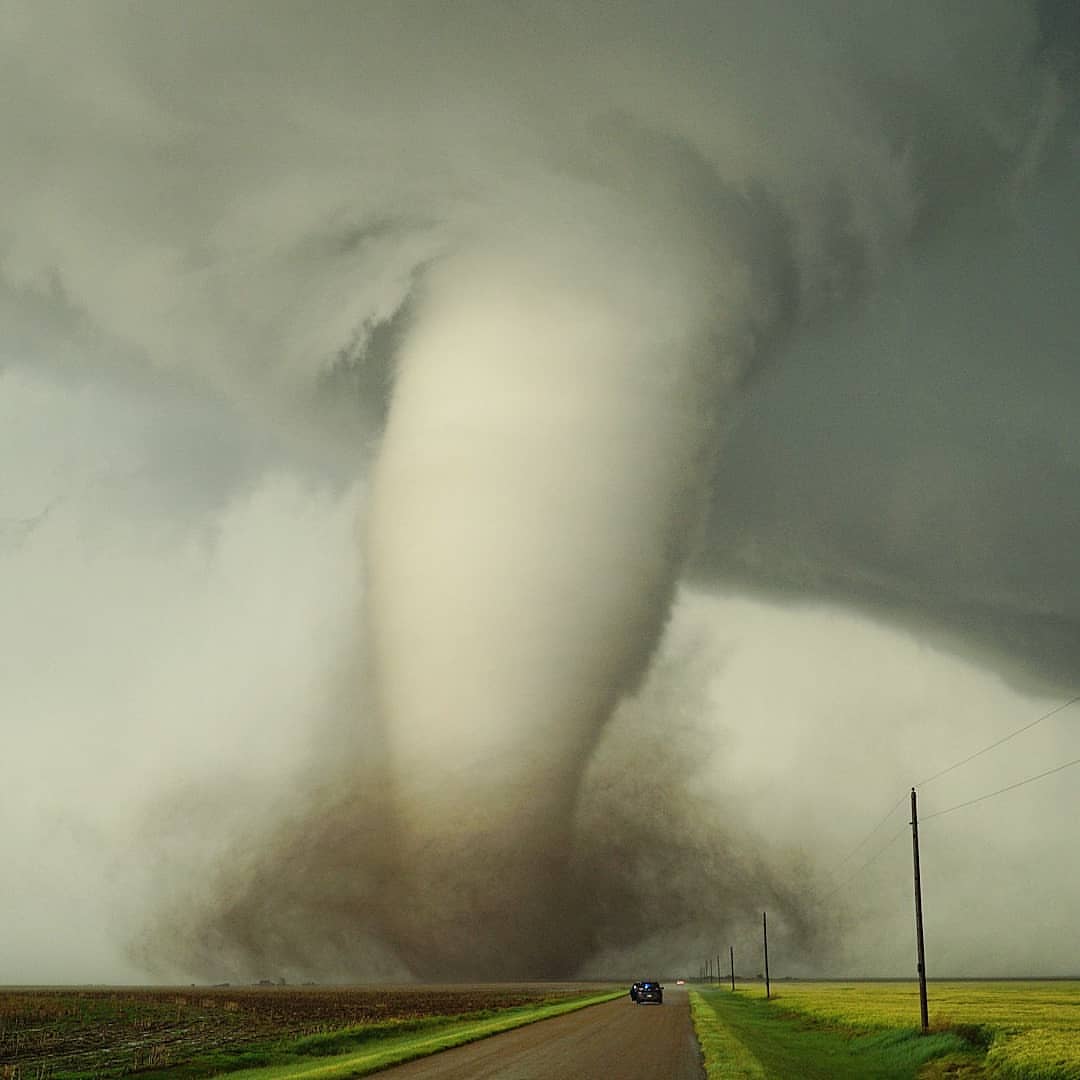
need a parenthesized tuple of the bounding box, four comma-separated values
(821, 824, 909, 901)
(913, 693, 1080, 789)
(921, 753, 1080, 822)
(823, 692, 1079, 895)
(828, 791, 908, 875)
(823, 745, 1080, 897)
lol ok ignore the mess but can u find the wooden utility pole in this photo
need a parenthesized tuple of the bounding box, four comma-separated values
(910, 787, 929, 1032)
(729, 945, 735, 991)
(716, 953, 721, 987)
(763, 911, 771, 1000)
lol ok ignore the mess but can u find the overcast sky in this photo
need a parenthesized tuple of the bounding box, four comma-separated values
(2, 1, 1078, 983)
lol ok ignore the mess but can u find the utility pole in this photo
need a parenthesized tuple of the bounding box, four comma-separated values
(911, 787, 929, 1033)
(763, 911, 771, 1000)
(729, 945, 735, 992)
(716, 953, 721, 988)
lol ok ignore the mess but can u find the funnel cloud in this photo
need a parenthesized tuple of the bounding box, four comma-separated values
(2, 1, 1079, 983)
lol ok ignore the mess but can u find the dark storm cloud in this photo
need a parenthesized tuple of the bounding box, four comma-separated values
(691, 156, 1080, 689)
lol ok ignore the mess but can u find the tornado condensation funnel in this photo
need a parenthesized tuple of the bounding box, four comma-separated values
(366, 223, 750, 976)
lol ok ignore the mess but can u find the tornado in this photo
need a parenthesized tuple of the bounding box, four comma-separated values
(12, 0, 1061, 985)
(366, 207, 765, 975)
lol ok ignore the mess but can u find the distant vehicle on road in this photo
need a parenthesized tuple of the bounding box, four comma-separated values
(631, 980, 663, 1005)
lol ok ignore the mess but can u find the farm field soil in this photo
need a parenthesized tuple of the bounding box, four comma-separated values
(0, 983, 615, 1080)
(691, 981, 1080, 1080)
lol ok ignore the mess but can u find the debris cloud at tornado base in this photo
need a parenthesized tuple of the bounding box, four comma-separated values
(2, 1, 1078, 982)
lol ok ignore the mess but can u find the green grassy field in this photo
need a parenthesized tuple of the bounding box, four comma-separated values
(691, 981, 1080, 1079)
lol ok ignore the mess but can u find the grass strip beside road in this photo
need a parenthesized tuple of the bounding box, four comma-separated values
(690, 992, 767, 1079)
(220, 990, 624, 1080)
(751, 981, 1080, 1080)
(689, 990, 978, 1079)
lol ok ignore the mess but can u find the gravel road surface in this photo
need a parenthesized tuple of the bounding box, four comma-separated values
(378, 986, 704, 1080)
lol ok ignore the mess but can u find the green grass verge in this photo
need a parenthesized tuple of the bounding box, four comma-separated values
(690, 989, 980, 1079)
(690, 992, 768, 1079)
(748, 981, 1080, 1080)
(202, 990, 624, 1080)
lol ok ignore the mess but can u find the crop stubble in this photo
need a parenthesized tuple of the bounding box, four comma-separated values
(0, 983, 598, 1079)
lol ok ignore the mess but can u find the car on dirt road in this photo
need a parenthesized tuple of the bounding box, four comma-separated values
(631, 980, 663, 1004)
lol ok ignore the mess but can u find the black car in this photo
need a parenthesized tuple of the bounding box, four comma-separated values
(631, 980, 663, 1004)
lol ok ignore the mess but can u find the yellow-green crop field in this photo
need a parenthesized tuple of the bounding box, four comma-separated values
(764, 980, 1080, 1079)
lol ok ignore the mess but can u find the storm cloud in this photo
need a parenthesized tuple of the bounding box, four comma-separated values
(2, 1, 1078, 983)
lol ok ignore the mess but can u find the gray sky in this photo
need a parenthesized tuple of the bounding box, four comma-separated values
(2, 1, 1078, 983)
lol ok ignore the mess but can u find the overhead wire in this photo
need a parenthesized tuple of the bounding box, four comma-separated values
(913, 693, 1080, 789)
(821, 692, 1079, 899)
(820, 824, 909, 901)
(921, 753, 1080, 822)
(828, 791, 909, 875)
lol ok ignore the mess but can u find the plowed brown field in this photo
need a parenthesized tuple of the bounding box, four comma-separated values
(0, 983, 603, 1079)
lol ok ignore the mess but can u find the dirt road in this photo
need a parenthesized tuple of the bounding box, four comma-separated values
(378, 986, 703, 1080)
